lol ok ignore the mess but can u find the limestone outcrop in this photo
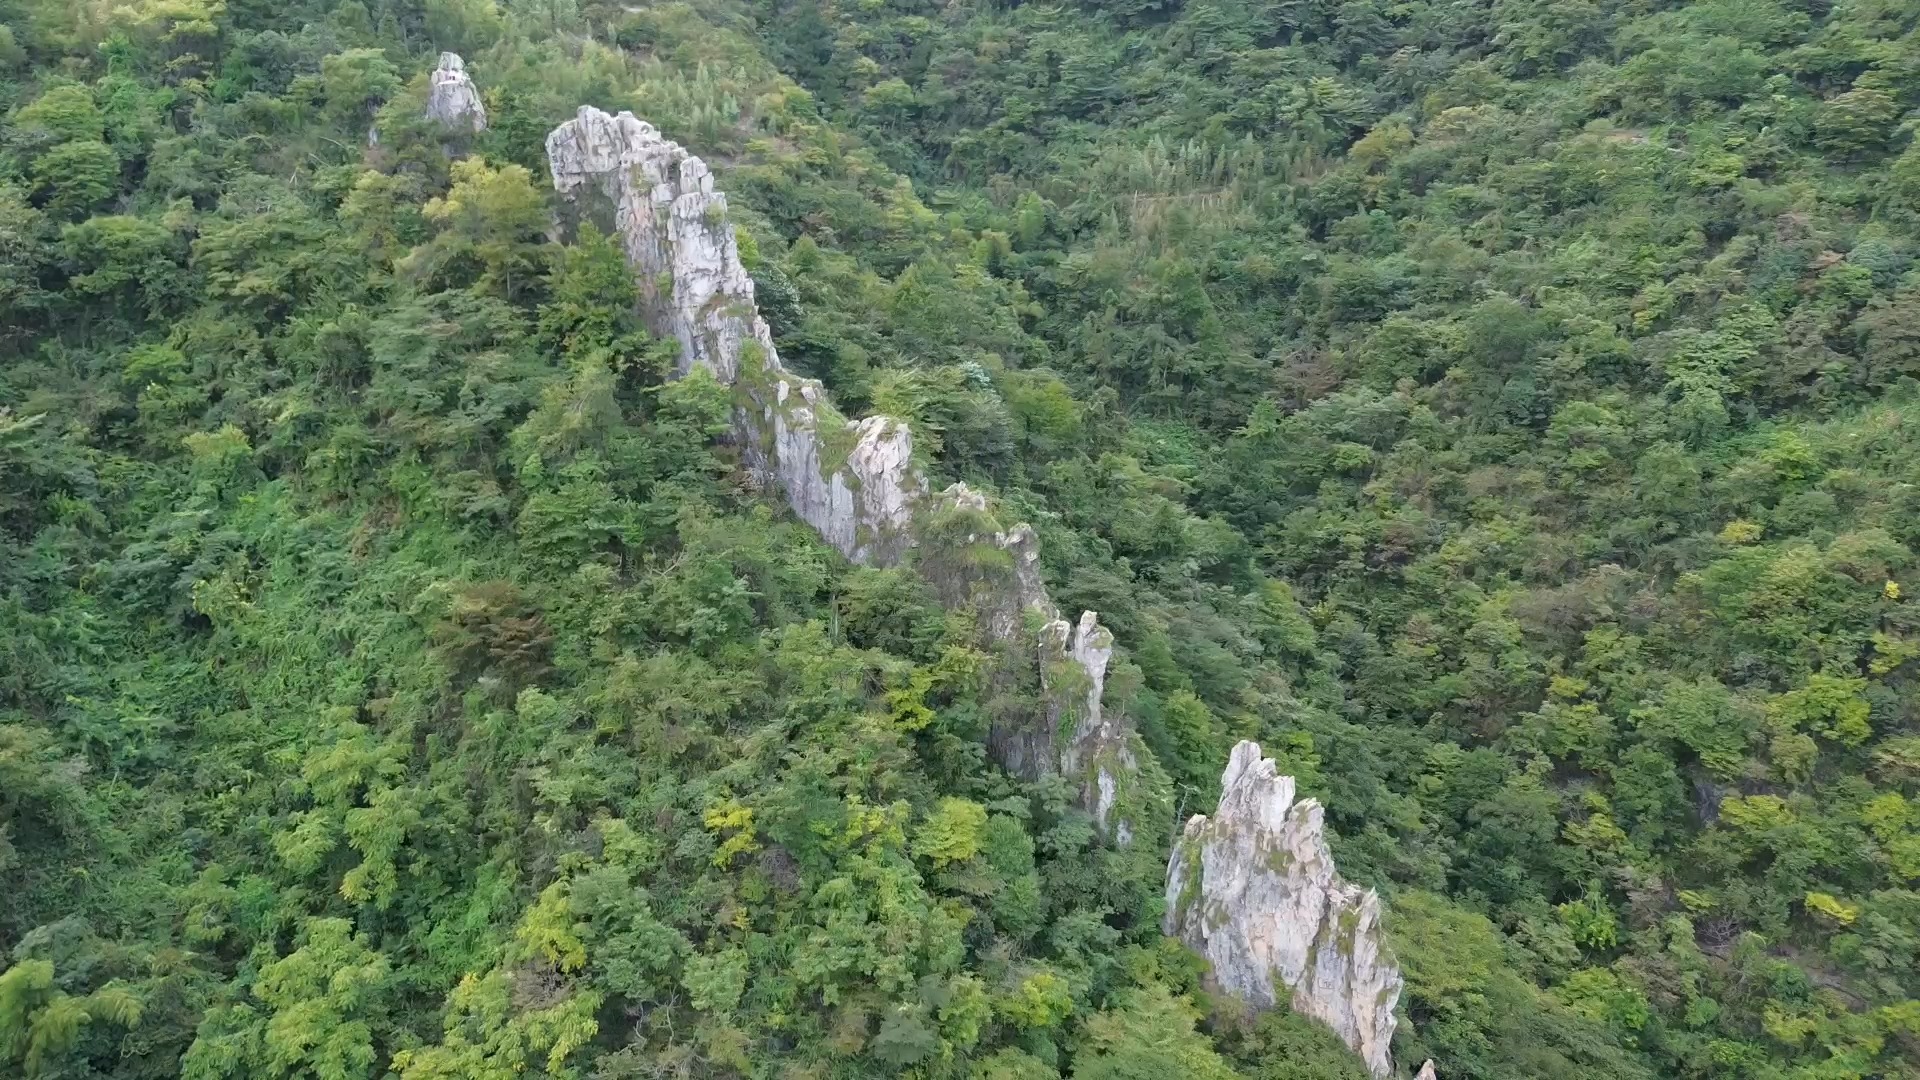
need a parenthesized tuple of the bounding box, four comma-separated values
(545, 106, 922, 561)
(1416, 1060, 1438, 1080)
(1165, 741, 1402, 1078)
(542, 106, 1143, 837)
(426, 53, 487, 132)
(1053, 612, 1135, 845)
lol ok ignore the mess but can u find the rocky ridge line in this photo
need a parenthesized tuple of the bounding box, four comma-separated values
(1165, 740, 1403, 1078)
(542, 105, 1142, 838)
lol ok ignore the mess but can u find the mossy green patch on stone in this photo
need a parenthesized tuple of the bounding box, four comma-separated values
(735, 340, 771, 388)
(815, 411, 860, 482)
(1048, 658, 1094, 740)
(1207, 899, 1233, 932)
(568, 183, 625, 244)
(1264, 845, 1296, 876)
(1174, 840, 1205, 922)
(1335, 906, 1361, 958)
(921, 500, 1017, 579)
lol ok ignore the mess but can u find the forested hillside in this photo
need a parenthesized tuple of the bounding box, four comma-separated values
(3, 0, 1920, 1077)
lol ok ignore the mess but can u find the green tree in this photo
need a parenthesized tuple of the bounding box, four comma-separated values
(1072, 983, 1243, 1080)
(14, 84, 103, 142)
(30, 140, 118, 219)
(406, 157, 552, 298)
(0, 960, 142, 1078)
(184, 919, 391, 1080)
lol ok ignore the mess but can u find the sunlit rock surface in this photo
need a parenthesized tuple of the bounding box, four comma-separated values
(1165, 741, 1402, 1077)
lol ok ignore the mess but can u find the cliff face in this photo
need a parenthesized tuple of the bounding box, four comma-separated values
(542, 106, 1145, 838)
(1165, 741, 1402, 1078)
(425, 53, 487, 132)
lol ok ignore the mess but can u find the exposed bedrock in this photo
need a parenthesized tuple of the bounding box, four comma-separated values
(1165, 741, 1403, 1078)
(543, 106, 1145, 839)
(425, 52, 487, 132)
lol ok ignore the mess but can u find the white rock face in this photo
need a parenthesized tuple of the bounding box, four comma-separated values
(1053, 612, 1135, 842)
(543, 107, 1144, 833)
(1417, 1060, 1438, 1080)
(426, 53, 487, 132)
(546, 105, 922, 562)
(1166, 742, 1402, 1078)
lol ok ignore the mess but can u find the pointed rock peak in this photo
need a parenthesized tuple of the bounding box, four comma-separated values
(544, 106, 924, 562)
(1165, 740, 1402, 1078)
(1053, 609, 1134, 842)
(546, 107, 691, 193)
(427, 51, 487, 132)
(1417, 1061, 1438, 1080)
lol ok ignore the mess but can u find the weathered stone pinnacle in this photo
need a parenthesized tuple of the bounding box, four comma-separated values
(1165, 741, 1403, 1077)
(425, 52, 487, 133)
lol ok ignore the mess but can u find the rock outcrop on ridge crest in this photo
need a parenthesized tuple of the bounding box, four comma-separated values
(544, 106, 922, 562)
(425, 53, 487, 132)
(542, 105, 1146, 839)
(1165, 741, 1402, 1078)
(1052, 612, 1135, 845)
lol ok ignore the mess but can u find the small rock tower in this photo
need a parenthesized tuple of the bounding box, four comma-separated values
(425, 52, 487, 132)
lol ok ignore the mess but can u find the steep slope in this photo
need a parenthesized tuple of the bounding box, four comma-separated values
(542, 105, 1152, 839)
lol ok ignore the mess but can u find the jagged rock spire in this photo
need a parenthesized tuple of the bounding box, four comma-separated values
(426, 52, 487, 132)
(1417, 1060, 1438, 1080)
(1166, 741, 1402, 1077)
(541, 106, 1150, 840)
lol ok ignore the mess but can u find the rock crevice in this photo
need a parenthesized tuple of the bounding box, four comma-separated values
(1165, 741, 1402, 1078)
(542, 106, 1142, 837)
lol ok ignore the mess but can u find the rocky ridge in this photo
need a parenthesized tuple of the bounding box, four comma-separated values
(542, 105, 1143, 838)
(425, 53, 487, 132)
(1165, 741, 1403, 1078)
(465, 68, 1391, 1077)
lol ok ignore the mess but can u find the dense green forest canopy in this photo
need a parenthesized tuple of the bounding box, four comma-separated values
(3, 0, 1920, 1076)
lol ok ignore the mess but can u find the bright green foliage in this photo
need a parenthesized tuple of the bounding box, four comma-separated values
(1, 960, 142, 1078)
(1075, 983, 1244, 1080)
(390, 970, 600, 1079)
(16, 84, 102, 141)
(319, 49, 400, 126)
(183, 919, 391, 1080)
(994, 967, 1073, 1031)
(914, 796, 989, 867)
(407, 157, 552, 299)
